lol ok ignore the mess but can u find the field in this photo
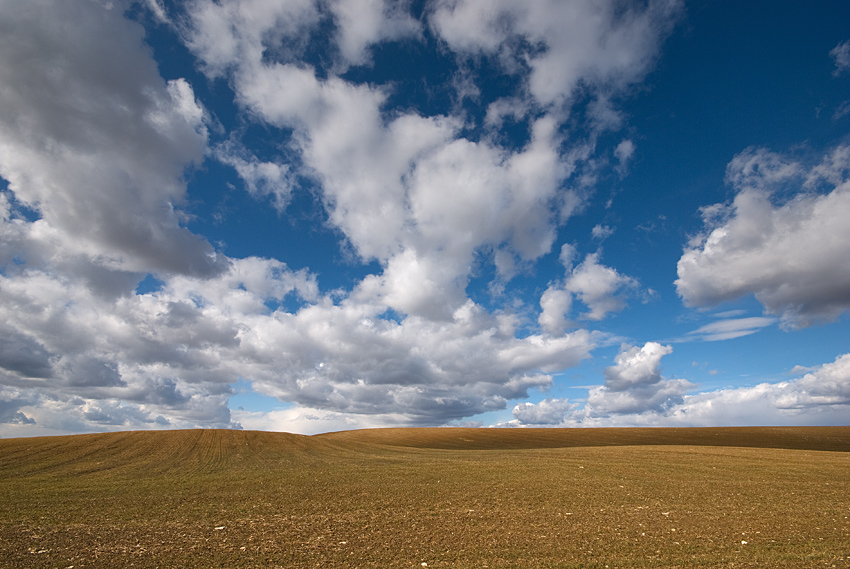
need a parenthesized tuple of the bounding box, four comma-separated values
(1, 427, 848, 568)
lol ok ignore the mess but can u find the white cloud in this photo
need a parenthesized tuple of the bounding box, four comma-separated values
(584, 342, 693, 416)
(831, 40, 850, 76)
(512, 398, 578, 425)
(328, 0, 421, 67)
(215, 141, 295, 212)
(668, 353, 850, 426)
(184, 0, 320, 77)
(591, 224, 615, 240)
(685, 316, 777, 342)
(0, 0, 684, 435)
(565, 253, 638, 320)
(219, 41, 576, 320)
(511, 349, 850, 428)
(676, 145, 850, 328)
(537, 251, 637, 333)
(723, 147, 802, 192)
(0, 0, 224, 278)
(0, 248, 599, 434)
(184, 0, 679, 322)
(237, 295, 595, 423)
(614, 139, 635, 176)
(185, 0, 419, 76)
(145, 0, 170, 24)
(834, 100, 850, 120)
(538, 286, 573, 335)
(510, 341, 693, 424)
(232, 405, 406, 436)
(430, 0, 681, 110)
(602, 342, 672, 391)
(614, 139, 635, 164)
(0, 255, 320, 435)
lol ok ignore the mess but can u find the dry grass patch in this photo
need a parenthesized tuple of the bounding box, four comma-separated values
(1, 427, 848, 568)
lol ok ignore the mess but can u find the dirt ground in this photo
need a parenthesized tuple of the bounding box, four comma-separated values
(1, 427, 848, 568)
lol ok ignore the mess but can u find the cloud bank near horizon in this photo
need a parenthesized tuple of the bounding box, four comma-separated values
(509, 343, 850, 429)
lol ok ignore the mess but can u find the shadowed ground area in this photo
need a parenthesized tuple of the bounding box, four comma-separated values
(1, 427, 848, 568)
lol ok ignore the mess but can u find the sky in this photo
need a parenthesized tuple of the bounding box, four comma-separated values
(0, 0, 849, 437)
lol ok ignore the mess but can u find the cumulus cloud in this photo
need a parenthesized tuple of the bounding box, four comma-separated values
(584, 342, 693, 416)
(510, 342, 692, 425)
(676, 145, 850, 328)
(430, 0, 681, 110)
(0, 0, 225, 278)
(538, 251, 637, 334)
(0, 0, 683, 435)
(538, 287, 573, 335)
(0, 255, 320, 435)
(665, 353, 850, 426)
(183, 0, 321, 77)
(511, 348, 850, 428)
(0, 243, 598, 436)
(183, 0, 669, 325)
(565, 253, 638, 321)
(238, 296, 595, 423)
(512, 398, 578, 426)
(327, 0, 421, 67)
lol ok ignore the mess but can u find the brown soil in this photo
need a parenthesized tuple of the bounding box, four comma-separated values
(1, 427, 848, 568)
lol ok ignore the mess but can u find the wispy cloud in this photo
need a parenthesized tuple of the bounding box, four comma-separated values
(685, 316, 777, 342)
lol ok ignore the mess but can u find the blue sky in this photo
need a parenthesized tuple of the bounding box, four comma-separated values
(0, 0, 849, 436)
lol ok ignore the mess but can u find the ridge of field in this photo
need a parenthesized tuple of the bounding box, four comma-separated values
(0, 429, 322, 479)
(1, 427, 849, 569)
(2, 427, 848, 478)
(317, 426, 850, 452)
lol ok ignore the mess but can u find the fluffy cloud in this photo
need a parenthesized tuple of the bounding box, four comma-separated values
(232, 63, 572, 321)
(510, 342, 692, 425)
(0, 257, 597, 435)
(183, 0, 320, 77)
(512, 398, 578, 425)
(540, 252, 638, 332)
(236, 296, 594, 422)
(0, 0, 682, 435)
(676, 145, 850, 328)
(183, 0, 668, 326)
(430, 0, 681, 110)
(327, 0, 421, 67)
(538, 287, 573, 336)
(511, 348, 850, 428)
(666, 353, 850, 427)
(566, 253, 638, 320)
(0, 0, 225, 278)
(584, 342, 692, 416)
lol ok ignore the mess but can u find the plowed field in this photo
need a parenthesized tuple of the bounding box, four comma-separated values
(1, 427, 848, 568)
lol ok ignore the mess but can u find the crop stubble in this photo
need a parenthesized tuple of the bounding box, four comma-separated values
(0, 427, 848, 568)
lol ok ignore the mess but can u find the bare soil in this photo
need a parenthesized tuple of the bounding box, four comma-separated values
(1, 427, 848, 568)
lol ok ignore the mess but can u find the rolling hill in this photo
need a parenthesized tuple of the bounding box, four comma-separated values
(1, 427, 848, 568)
